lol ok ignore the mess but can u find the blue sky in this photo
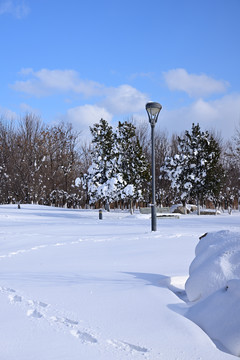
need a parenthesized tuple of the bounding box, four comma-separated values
(1, 0, 240, 139)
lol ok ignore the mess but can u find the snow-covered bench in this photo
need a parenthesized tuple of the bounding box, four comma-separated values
(140, 207, 170, 214)
(139, 207, 180, 219)
(156, 213, 180, 219)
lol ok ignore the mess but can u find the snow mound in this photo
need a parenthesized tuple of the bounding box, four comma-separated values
(186, 279, 240, 356)
(185, 230, 240, 301)
(185, 231, 240, 356)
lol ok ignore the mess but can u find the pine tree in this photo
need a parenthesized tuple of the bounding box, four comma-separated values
(86, 119, 150, 210)
(161, 123, 224, 212)
(116, 121, 150, 207)
(86, 119, 121, 208)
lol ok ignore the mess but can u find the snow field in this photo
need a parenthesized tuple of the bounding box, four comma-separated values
(0, 204, 239, 359)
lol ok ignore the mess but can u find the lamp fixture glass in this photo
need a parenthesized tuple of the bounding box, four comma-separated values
(146, 102, 162, 125)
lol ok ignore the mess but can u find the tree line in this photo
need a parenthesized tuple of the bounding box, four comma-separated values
(0, 114, 83, 207)
(0, 114, 239, 210)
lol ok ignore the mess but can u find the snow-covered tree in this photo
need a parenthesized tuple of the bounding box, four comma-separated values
(116, 121, 150, 208)
(86, 119, 122, 208)
(161, 123, 224, 213)
(86, 119, 150, 210)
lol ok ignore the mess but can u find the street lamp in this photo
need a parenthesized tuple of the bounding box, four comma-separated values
(146, 101, 162, 231)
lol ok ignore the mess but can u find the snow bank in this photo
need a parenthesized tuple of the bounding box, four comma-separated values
(186, 279, 240, 356)
(185, 230, 240, 301)
(185, 231, 240, 356)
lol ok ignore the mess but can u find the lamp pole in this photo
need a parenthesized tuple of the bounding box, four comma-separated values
(146, 102, 162, 231)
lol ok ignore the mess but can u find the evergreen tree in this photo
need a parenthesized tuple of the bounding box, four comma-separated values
(86, 119, 121, 208)
(116, 121, 150, 206)
(161, 123, 224, 212)
(86, 119, 150, 210)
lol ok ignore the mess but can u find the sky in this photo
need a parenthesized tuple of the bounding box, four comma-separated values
(0, 0, 240, 140)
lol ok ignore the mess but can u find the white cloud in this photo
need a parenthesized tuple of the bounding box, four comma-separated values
(11, 68, 150, 119)
(102, 84, 149, 114)
(12, 70, 149, 116)
(160, 94, 240, 139)
(164, 68, 229, 98)
(10, 67, 240, 140)
(11, 69, 104, 97)
(0, 0, 30, 18)
(64, 105, 113, 133)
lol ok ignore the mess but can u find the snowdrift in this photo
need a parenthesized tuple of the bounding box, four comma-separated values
(185, 230, 240, 356)
(185, 230, 240, 301)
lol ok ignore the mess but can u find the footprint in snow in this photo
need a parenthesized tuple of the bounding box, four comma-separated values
(107, 339, 148, 353)
(64, 317, 79, 325)
(27, 299, 49, 308)
(8, 294, 22, 303)
(70, 329, 98, 343)
(50, 316, 79, 326)
(0, 287, 16, 293)
(27, 309, 43, 318)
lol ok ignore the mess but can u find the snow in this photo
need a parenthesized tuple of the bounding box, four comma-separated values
(75, 177, 81, 187)
(185, 230, 240, 301)
(186, 279, 240, 357)
(185, 230, 240, 356)
(0, 204, 239, 359)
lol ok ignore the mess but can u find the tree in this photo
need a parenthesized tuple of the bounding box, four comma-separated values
(41, 122, 81, 206)
(86, 119, 150, 210)
(222, 124, 240, 210)
(9, 114, 45, 203)
(161, 123, 224, 213)
(0, 119, 14, 203)
(155, 131, 172, 206)
(116, 121, 150, 209)
(0, 114, 83, 207)
(86, 119, 118, 208)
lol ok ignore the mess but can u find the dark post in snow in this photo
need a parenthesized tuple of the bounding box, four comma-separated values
(146, 102, 162, 232)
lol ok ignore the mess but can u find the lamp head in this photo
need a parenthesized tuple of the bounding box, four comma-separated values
(146, 102, 162, 125)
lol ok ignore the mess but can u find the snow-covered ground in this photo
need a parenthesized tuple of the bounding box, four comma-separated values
(0, 204, 239, 360)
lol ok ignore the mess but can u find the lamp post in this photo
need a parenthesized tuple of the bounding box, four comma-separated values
(146, 101, 162, 231)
